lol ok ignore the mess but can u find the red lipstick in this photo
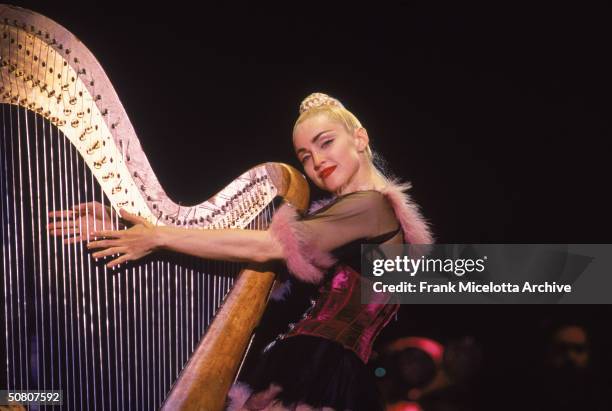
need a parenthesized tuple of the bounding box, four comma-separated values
(319, 166, 337, 179)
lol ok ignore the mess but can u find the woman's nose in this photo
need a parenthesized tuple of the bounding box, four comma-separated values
(312, 152, 324, 170)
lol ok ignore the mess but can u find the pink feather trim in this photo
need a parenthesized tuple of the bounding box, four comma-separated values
(226, 382, 252, 411)
(379, 179, 434, 245)
(268, 180, 433, 286)
(268, 204, 338, 284)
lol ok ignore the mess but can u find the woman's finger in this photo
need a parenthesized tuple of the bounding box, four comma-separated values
(88, 239, 121, 249)
(73, 202, 93, 211)
(64, 236, 83, 245)
(119, 209, 149, 226)
(107, 254, 130, 269)
(47, 220, 80, 230)
(92, 247, 127, 259)
(48, 210, 78, 218)
(92, 229, 124, 238)
(49, 228, 82, 237)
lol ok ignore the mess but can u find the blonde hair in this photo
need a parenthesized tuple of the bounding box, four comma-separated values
(293, 93, 373, 160)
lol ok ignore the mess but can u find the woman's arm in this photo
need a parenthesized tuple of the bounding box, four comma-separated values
(87, 210, 284, 268)
(155, 225, 284, 264)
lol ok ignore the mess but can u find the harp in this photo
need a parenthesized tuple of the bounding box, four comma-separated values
(0, 5, 308, 410)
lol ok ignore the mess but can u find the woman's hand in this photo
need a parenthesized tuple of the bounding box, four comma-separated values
(48, 201, 119, 244)
(87, 210, 159, 268)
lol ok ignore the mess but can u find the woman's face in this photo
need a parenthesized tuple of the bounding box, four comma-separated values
(293, 113, 366, 193)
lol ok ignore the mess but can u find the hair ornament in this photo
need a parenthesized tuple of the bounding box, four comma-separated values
(299, 92, 345, 114)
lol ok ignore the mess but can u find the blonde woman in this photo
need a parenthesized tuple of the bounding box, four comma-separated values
(49, 93, 433, 410)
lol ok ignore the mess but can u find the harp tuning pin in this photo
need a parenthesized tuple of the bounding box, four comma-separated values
(63, 108, 72, 116)
(87, 140, 101, 155)
(93, 156, 107, 169)
(102, 172, 115, 181)
(71, 119, 79, 128)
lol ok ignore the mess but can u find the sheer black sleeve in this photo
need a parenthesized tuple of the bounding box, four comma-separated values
(268, 191, 399, 283)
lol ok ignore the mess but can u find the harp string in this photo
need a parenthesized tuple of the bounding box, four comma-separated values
(60, 102, 77, 410)
(17, 101, 28, 391)
(34, 92, 48, 396)
(1, 103, 14, 389)
(21, 47, 40, 395)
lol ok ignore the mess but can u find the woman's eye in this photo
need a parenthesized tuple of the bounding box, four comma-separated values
(321, 139, 333, 148)
(301, 155, 311, 163)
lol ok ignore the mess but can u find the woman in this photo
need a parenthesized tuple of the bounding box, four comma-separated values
(48, 92, 433, 410)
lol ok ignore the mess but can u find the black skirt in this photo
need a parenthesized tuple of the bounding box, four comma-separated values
(227, 335, 385, 411)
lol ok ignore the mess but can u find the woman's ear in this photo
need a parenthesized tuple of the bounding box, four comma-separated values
(354, 127, 370, 152)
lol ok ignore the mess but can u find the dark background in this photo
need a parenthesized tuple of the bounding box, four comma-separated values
(10, 0, 612, 406)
